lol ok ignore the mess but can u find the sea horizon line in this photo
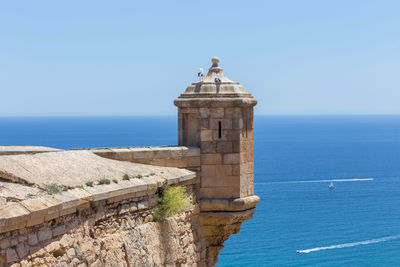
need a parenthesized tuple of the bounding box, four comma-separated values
(1, 114, 400, 118)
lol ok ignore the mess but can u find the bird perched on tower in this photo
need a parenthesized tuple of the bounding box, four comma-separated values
(215, 74, 221, 83)
(198, 68, 204, 81)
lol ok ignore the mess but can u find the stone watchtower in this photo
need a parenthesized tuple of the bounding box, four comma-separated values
(175, 58, 259, 265)
(175, 57, 258, 200)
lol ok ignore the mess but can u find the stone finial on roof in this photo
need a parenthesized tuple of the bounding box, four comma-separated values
(174, 56, 257, 107)
(211, 56, 219, 67)
(201, 56, 233, 84)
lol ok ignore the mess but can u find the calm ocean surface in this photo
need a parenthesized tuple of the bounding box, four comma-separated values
(1, 115, 400, 266)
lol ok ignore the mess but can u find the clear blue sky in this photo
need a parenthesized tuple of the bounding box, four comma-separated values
(1, 1, 399, 116)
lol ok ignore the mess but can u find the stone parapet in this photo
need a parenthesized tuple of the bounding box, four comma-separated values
(0, 171, 200, 266)
(73, 146, 201, 169)
(0, 173, 198, 235)
(0, 146, 62, 156)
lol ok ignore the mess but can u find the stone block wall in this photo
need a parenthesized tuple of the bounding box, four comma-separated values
(73, 146, 200, 170)
(0, 173, 203, 266)
(0, 141, 257, 266)
(238, 107, 255, 197)
(178, 106, 255, 199)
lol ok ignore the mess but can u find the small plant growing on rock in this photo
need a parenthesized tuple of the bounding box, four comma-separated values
(43, 184, 62, 195)
(59, 185, 75, 192)
(135, 174, 143, 179)
(112, 179, 118, 184)
(153, 186, 192, 222)
(123, 174, 130, 180)
(98, 178, 111, 185)
(86, 181, 94, 187)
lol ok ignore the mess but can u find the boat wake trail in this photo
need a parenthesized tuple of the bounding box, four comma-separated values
(297, 234, 400, 254)
(258, 178, 373, 185)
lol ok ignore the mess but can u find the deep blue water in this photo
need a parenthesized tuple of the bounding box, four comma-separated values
(1, 115, 400, 266)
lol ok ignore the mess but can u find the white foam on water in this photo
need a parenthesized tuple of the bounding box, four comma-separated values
(297, 234, 400, 254)
(257, 178, 373, 185)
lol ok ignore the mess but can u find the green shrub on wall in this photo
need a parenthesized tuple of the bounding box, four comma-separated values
(43, 184, 62, 195)
(153, 186, 192, 222)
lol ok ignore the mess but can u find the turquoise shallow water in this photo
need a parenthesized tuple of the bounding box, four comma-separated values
(1, 115, 400, 266)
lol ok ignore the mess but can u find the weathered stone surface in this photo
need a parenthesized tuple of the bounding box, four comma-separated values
(200, 187, 238, 199)
(79, 146, 201, 169)
(10, 239, 17, 247)
(0, 150, 194, 187)
(188, 156, 201, 167)
(216, 142, 233, 153)
(66, 248, 76, 258)
(200, 196, 260, 211)
(6, 248, 19, 263)
(44, 241, 60, 253)
(201, 154, 222, 165)
(0, 203, 29, 233)
(38, 227, 52, 242)
(0, 238, 10, 249)
(52, 191, 81, 216)
(201, 165, 216, 177)
(16, 243, 28, 259)
(0, 181, 43, 202)
(123, 212, 198, 266)
(200, 142, 216, 153)
(198, 208, 256, 266)
(223, 153, 240, 165)
(200, 209, 255, 227)
(0, 146, 61, 156)
(182, 147, 200, 157)
(200, 130, 213, 142)
(52, 225, 66, 236)
(18, 235, 27, 243)
(20, 198, 50, 227)
(137, 200, 149, 210)
(8, 207, 201, 266)
(28, 233, 38, 246)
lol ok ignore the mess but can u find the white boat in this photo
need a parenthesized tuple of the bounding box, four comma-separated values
(329, 182, 335, 190)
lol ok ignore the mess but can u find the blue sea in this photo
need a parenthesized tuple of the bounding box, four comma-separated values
(1, 115, 400, 266)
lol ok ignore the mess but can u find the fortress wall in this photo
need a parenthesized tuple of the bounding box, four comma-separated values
(73, 146, 200, 169)
(0, 147, 62, 156)
(0, 57, 260, 267)
(0, 173, 201, 266)
(0, 146, 200, 169)
(0, 145, 256, 266)
(0, 146, 200, 168)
